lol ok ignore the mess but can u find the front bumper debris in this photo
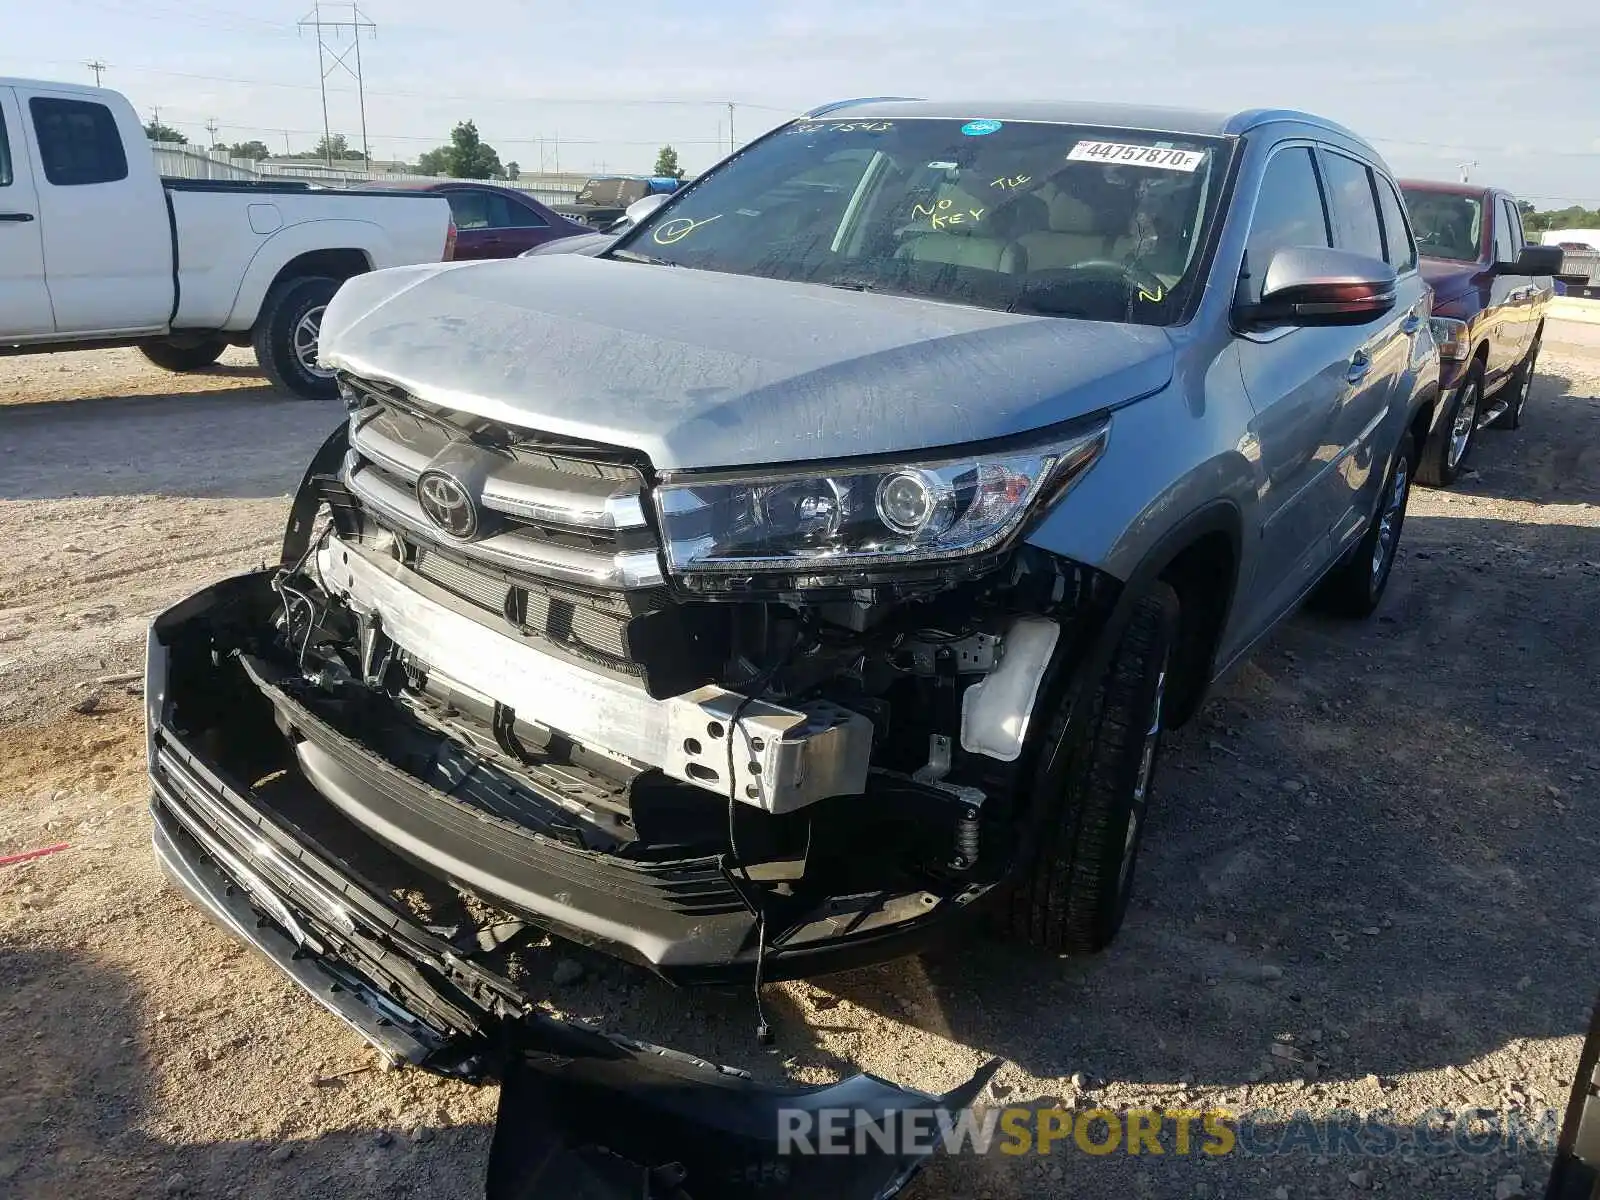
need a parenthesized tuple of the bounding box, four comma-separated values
(316, 534, 874, 814)
(147, 576, 1000, 1197)
(151, 570, 994, 982)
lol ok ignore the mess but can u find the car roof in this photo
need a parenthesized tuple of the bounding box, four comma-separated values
(804, 97, 1372, 145)
(1399, 178, 1497, 199)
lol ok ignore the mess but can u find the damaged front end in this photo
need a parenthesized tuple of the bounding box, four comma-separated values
(146, 379, 1118, 1192)
(248, 379, 1118, 982)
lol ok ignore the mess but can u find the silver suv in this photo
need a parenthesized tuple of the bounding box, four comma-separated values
(149, 101, 1439, 1006)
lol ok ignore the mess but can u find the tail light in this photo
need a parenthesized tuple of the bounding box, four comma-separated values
(443, 216, 458, 261)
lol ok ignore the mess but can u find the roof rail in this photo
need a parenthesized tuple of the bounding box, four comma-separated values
(804, 96, 925, 118)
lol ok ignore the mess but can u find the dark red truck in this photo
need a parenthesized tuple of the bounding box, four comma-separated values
(1400, 180, 1562, 485)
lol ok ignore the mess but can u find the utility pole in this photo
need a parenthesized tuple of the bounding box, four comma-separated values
(85, 60, 108, 87)
(728, 102, 736, 153)
(205, 118, 220, 148)
(1458, 160, 1479, 184)
(299, 1, 377, 167)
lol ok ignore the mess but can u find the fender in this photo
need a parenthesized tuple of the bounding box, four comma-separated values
(280, 422, 351, 568)
(1010, 496, 1242, 830)
(220, 220, 390, 331)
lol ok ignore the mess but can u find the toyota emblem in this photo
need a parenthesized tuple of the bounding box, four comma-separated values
(417, 470, 479, 539)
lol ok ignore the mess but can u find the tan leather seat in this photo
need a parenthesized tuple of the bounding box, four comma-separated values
(901, 229, 1017, 272)
(1014, 194, 1128, 272)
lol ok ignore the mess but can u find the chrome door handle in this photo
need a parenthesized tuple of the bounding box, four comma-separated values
(1347, 350, 1372, 384)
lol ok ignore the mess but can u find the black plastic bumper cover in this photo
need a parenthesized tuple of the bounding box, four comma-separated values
(147, 575, 1001, 1198)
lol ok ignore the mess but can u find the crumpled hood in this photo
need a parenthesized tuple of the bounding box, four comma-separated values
(319, 256, 1174, 471)
(1420, 257, 1484, 306)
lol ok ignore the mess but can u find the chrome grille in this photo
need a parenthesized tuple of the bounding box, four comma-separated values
(341, 377, 664, 591)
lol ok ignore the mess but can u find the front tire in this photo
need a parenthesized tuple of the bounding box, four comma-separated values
(1007, 581, 1179, 954)
(252, 276, 341, 400)
(1416, 367, 1482, 487)
(139, 338, 227, 373)
(1315, 432, 1415, 618)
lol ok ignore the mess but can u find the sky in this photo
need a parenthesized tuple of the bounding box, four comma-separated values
(6, 0, 1600, 206)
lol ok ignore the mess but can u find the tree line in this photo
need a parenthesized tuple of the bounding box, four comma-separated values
(1518, 200, 1600, 235)
(145, 116, 688, 184)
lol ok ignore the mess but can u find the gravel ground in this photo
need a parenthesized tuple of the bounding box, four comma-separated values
(2, 330, 1598, 1199)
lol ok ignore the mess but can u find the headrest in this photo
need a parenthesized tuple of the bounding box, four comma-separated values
(989, 193, 1050, 240)
(1049, 193, 1100, 235)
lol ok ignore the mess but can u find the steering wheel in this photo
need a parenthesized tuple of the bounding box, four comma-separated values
(1054, 259, 1170, 301)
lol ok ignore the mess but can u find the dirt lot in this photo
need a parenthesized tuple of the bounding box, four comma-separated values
(3, 330, 1599, 1199)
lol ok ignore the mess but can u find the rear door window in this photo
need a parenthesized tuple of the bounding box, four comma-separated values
(1500, 198, 1525, 256)
(446, 190, 492, 229)
(1319, 150, 1384, 261)
(1375, 175, 1417, 272)
(28, 97, 128, 186)
(1243, 146, 1331, 301)
(1491, 202, 1516, 263)
(500, 197, 548, 228)
(0, 105, 12, 187)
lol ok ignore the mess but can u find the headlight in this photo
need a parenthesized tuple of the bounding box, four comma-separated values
(1429, 316, 1471, 363)
(654, 420, 1109, 581)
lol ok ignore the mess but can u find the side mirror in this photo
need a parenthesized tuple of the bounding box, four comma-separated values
(624, 193, 670, 226)
(1237, 246, 1398, 328)
(1497, 244, 1563, 276)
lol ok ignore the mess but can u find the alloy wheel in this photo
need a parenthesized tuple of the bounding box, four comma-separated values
(1371, 454, 1410, 587)
(292, 305, 334, 380)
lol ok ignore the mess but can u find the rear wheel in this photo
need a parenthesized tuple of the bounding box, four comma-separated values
(252, 275, 340, 400)
(138, 337, 227, 373)
(1417, 367, 1483, 487)
(1315, 432, 1415, 618)
(1006, 581, 1179, 954)
(1502, 328, 1542, 431)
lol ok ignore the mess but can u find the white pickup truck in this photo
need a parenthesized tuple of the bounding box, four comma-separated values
(0, 79, 454, 399)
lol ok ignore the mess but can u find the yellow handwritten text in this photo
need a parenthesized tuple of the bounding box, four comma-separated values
(991, 174, 1031, 190)
(652, 214, 723, 246)
(911, 197, 985, 230)
(1137, 283, 1166, 303)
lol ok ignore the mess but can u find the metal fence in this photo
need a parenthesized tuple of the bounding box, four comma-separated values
(149, 142, 583, 207)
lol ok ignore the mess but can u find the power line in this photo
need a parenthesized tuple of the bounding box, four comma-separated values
(152, 112, 733, 147)
(3, 55, 797, 115)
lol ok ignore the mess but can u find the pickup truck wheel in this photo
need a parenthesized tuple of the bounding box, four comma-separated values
(253, 276, 340, 400)
(1416, 368, 1482, 487)
(1502, 331, 1541, 431)
(1006, 581, 1179, 954)
(138, 338, 227, 373)
(1315, 431, 1416, 618)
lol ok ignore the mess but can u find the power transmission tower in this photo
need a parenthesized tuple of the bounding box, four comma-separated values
(1458, 161, 1479, 184)
(86, 60, 108, 87)
(298, 1, 377, 167)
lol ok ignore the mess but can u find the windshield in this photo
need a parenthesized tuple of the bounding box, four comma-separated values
(612, 117, 1232, 326)
(1402, 189, 1483, 262)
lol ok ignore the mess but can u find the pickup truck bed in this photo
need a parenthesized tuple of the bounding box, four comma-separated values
(1, 78, 453, 399)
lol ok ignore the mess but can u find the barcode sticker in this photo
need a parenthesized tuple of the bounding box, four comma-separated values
(1067, 141, 1206, 172)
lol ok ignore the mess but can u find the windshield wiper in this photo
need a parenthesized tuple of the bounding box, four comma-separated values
(609, 248, 678, 266)
(825, 279, 880, 292)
